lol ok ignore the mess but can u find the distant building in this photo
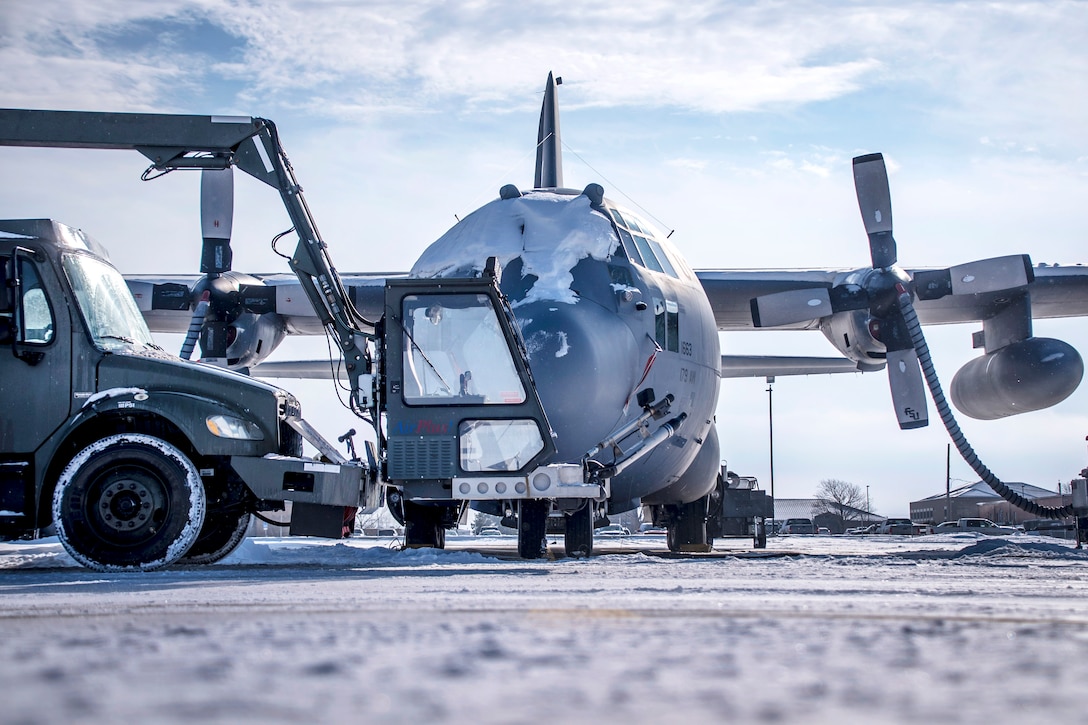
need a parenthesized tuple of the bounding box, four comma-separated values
(910, 481, 1058, 524)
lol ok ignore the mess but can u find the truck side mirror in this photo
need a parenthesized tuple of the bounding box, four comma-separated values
(0, 256, 13, 314)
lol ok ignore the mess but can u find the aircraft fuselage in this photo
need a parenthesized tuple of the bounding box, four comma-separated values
(410, 188, 722, 514)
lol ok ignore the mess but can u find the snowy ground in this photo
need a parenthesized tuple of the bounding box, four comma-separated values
(2, 533, 1088, 725)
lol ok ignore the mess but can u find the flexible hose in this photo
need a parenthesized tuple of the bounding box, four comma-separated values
(897, 287, 1074, 519)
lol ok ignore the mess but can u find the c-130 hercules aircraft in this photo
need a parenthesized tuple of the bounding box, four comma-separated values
(5, 73, 1088, 560)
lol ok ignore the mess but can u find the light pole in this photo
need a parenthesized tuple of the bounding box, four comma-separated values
(865, 485, 870, 520)
(766, 376, 775, 514)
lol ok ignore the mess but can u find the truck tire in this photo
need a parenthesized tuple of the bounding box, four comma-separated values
(181, 511, 251, 565)
(52, 434, 206, 571)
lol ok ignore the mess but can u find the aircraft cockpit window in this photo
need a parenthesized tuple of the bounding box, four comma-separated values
(401, 293, 527, 406)
(606, 206, 678, 278)
(631, 234, 664, 274)
(615, 227, 645, 267)
(654, 297, 680, 353)
(645, 237, 678, 277)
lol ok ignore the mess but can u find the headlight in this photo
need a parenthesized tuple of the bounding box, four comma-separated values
(206, 414, 265, 441)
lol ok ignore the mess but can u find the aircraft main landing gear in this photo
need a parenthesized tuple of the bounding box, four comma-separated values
(564, 502, 594, 558)
(665, 498, 711, 553)
(403, 501, 447, 549)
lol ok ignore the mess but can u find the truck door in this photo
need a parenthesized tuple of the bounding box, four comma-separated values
(0, 252, 73, 453)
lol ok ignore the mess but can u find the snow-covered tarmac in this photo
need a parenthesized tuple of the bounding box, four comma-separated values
(2, 533, 1088, 724)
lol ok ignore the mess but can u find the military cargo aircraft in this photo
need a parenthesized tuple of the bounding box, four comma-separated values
(10, 73, 1088, 557)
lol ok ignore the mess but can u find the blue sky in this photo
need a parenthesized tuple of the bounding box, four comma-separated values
(2, 0, 1087, 513)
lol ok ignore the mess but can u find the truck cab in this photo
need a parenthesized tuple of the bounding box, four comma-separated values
(1, 219, 370, 570)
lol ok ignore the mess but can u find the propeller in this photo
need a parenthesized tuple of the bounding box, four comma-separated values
(179, 166, 233, 360)
(750, 153, 1034, 430)
(172, 165, 277, 364)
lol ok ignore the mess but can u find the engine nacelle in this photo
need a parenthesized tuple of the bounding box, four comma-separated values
(819, 308, 887, 372)
(196, 272, 286, 370)
(950, 337, 1084, 420)
(224, 310, 286, 369)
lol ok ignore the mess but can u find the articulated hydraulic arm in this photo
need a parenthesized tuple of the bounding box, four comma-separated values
(0, 109, 375, 411)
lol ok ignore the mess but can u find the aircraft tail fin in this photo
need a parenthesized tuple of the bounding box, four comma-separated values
(534, 72, 563, 189)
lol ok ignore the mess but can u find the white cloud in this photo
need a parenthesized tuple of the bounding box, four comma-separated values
(1, 0, 1080, 145)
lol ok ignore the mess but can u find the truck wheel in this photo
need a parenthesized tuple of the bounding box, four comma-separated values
(52, 434, 206, 571)
(181, 511, 251, 565)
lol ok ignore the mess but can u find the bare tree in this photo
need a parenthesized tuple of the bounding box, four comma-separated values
(812, 479, 869, 528)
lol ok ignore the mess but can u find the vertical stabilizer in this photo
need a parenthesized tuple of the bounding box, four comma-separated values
(534, 72, 563, 189)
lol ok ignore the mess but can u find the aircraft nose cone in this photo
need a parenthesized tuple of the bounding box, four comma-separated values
(515, 300, 641, 461)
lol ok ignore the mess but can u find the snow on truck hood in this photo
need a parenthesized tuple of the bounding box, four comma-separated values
(410, 192, 617, 306)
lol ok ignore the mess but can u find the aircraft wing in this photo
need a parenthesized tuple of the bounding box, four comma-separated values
(126, 272, 401, 335)
(720, 355, 864, 378)
(696, 264, 1088, 330)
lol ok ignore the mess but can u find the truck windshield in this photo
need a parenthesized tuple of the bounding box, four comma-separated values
(62, 253, 156, 352)
(401, 293, 526, 405)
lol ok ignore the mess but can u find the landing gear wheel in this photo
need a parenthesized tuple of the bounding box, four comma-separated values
(517, 499, 549, 559)
(666, 498, 711, 553)
(753, 517, 767, 549)
(563, 503, 594, 558)
(403, 501, 446, 549)
(52, 434, 206, 571)
(181, 510, 251, 565)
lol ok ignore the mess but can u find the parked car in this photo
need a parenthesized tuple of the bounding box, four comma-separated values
(780, 518, 816, 535)
(877, 518, 915, 535)
(478, 527, 503, 536)
(934, 518, 1018, 535)
(595, 524, 631, 537)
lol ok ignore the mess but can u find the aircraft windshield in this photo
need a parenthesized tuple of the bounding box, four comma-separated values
(62, 253, 156, 352)
(401, 293, 526, 405)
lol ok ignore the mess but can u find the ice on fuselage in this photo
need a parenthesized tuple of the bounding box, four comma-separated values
(410, 192, 617, 306)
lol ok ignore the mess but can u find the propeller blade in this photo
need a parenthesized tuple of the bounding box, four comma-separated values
(886, 347, 928, 429)
(237, 283, 277, 314)
(150, 282, 193, 310)
(200, 166, 234, 275)
(199, 317, 230, 360)
(251, 360, 344, 380)
(179, 290, 210, 360)
(852, 153, 896, 269)
(914, 254, 1034, 301)
(750, 288, 833, 327)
